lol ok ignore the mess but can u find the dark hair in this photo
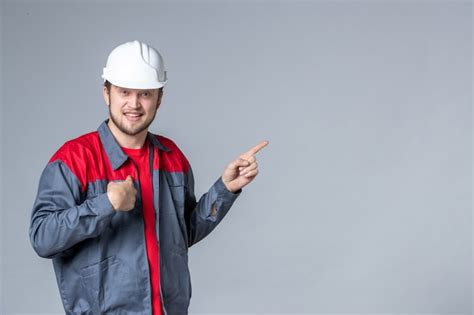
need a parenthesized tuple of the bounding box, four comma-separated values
(104, 80, 112, 92)
(103, 80, 163, 94)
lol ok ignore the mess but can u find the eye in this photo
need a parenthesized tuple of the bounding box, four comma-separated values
(121, 90, 128, 95)
(142, 92, 150, 97)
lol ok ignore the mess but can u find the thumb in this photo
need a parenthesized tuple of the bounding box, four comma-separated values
(126, 175, 133, 182)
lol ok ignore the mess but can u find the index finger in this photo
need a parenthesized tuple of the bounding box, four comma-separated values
(243, 140, 269, 158)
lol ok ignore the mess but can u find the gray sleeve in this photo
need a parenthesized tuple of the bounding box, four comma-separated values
(29, 160, 115, 259)
(183, 163, 242, 248)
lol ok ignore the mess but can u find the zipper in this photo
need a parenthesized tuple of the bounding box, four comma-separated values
(149, 143, 168, 315)
(130, 158, 159, 315)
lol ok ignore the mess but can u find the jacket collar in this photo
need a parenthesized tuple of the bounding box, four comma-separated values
(97, 118, 170, 171)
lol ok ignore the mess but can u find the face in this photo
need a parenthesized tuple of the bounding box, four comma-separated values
(103, 84, 163, 136)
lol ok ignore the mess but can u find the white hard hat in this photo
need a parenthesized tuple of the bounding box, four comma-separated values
(102, 40, 168, 89)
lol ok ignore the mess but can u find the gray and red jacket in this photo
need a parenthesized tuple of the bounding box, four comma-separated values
(29, 118, 242, 315)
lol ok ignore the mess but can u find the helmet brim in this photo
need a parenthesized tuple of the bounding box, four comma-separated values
(102, 76, 167, 90)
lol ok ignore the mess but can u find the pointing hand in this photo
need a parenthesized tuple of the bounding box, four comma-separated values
(221, 140, 269, 193)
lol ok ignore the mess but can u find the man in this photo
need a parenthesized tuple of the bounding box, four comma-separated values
(29, 40, 268, 315)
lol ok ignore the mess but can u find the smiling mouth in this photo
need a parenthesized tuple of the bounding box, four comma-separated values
(124, 113, 143, 121)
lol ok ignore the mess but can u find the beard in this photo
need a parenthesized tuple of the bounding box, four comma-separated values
(108, 103, 158, 136)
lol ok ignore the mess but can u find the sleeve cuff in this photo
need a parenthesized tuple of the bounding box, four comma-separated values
(90, 192, 116, 216)
(214, 176, 242, 200)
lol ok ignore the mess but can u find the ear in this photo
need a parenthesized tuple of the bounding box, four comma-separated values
(102, 86, 110, 106)
(157, 89, 163, 107)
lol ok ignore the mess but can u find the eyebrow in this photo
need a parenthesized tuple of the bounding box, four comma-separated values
(119, 88, 152, 93)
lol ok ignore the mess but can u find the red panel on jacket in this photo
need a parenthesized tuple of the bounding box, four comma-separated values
(48, 132, 190, 195)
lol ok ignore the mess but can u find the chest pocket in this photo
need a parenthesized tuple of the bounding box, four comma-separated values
(169, 185, 185, 215)
(164, 172, 186, 216)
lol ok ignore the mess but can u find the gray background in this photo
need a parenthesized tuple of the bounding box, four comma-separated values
(1, 0, 472, 314)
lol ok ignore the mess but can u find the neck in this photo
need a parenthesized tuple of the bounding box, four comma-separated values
(107, 119, 147, 149)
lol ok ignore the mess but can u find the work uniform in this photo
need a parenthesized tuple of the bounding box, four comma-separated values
(29, 118, 242, 314)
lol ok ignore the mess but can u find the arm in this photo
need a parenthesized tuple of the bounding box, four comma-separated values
(29, 159, 115, 259)
(180, 140, 267, 247)
(183, 162, 242, 248)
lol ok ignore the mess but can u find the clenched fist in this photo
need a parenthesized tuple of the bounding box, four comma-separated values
(106, 175, 137, 211)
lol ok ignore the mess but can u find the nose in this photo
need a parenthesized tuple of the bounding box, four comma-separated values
(128, 93, 140, 108)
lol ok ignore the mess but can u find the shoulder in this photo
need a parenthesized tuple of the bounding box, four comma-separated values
(47, 131, 98, 189)
(151, 133, 191, 172)
(49, 131, 97, 164)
